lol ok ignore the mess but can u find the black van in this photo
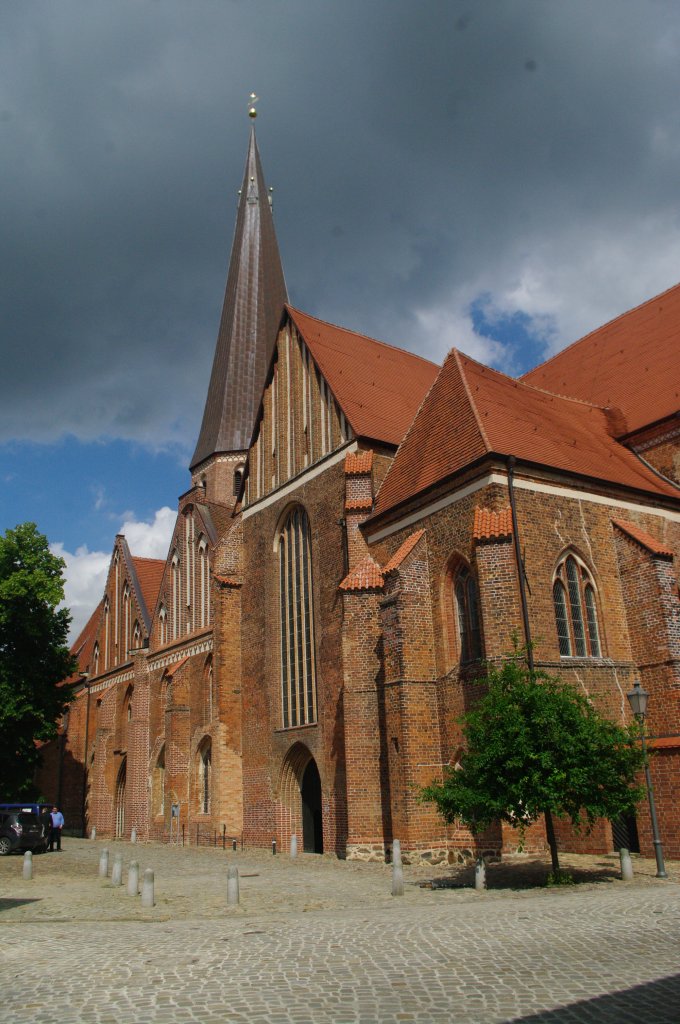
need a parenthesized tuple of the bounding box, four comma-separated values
(0, 810, 44, 856)
(0, 804, 51, 852)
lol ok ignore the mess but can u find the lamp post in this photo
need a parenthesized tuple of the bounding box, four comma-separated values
(626, 681, 667, 879)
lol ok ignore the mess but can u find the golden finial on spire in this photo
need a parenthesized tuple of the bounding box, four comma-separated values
(248, 93, 259, 119)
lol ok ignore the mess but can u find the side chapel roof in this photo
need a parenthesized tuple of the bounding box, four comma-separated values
(64, 601, 102, 682)
(521, 281, 680, 436)
(370, 348, 680, 522)
(286, 306, 439, 447)
(191, 126, 288, 468)
(130, 556, 166, 627)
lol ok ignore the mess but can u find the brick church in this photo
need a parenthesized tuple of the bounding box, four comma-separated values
(41, 119, 680, 863)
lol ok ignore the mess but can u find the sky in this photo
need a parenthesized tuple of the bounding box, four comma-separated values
(3, 0, 680, 638)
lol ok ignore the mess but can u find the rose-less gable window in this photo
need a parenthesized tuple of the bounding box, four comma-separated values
(278, 507, 317, 728)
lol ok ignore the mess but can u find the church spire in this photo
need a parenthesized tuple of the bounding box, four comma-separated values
(190, 114, 287, 473)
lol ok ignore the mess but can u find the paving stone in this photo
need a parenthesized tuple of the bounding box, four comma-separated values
(1, 841, 680, 1022)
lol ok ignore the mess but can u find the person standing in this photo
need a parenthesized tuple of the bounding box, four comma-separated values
(49, 806, 64, 851)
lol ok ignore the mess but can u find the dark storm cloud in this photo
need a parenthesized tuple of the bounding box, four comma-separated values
(3, 0, 680, 448)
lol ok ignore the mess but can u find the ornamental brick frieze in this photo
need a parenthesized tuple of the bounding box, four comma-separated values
(89, 669, 135, 694)
(148, 636, 213, 672)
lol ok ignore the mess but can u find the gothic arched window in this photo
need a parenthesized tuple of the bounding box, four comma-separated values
(159, 605, 168, 647)
(171, 552, 181, 640)
(198, 537, 210, 628)
(278, 507, 317, 728)
(122, 582, 131, 659)
(198, 739, 211, 814)
(453, 564, 483, 664)
(553, 553, 601, 658)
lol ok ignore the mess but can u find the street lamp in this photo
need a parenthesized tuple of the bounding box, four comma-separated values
(626, 681, 667, 878)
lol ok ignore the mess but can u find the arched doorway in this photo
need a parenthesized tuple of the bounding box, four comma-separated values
(301, 758, 323, 854)
(115, 758, 126, 838)
(279, 744, 324, 854)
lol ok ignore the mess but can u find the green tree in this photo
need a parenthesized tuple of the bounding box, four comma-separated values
(421, 652, 645, 873)
(0, 523, 77, 797)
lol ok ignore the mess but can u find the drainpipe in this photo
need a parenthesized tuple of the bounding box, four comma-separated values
(80, 675, 91, 837)
(506, 456, 534, 672)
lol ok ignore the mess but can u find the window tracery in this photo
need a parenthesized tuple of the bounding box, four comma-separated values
(553, 553, 601, 658)
(278, 507, 317, 728)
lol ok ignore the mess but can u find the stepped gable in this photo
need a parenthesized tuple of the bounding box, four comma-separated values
(191, 126, 288, 468)
(287, 306, 439, 447)
(371, 349, 680, 522)
(521, 281, 680, 436)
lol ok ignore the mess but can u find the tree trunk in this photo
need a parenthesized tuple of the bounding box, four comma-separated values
(544, 808, 560, 872)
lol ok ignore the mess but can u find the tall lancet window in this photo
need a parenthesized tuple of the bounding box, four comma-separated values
(278, 507, 317, 728)
(198, 537, 210, 628)
(122, 582, 131, 659)
(171, 552, 181, 640)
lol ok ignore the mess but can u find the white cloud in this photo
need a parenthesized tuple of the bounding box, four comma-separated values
(118, 506, 176, 559)
(53, 506, 176, 641)
(51, 542, 110, 643)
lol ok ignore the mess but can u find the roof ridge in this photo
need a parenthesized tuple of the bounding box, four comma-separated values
(452, 349, 492, 451)
(456, 346, 610, 412)
(521, 280, 680, 380)
(286, 304, 439, 369)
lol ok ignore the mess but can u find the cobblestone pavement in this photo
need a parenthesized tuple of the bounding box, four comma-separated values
(2, 840, 680, 1023)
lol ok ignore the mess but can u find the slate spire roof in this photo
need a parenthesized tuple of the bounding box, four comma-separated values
(190, 126, 288, 469)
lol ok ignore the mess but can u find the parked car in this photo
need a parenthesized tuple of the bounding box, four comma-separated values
(0, 803, 51, 852)
(0, 810, 45, 856)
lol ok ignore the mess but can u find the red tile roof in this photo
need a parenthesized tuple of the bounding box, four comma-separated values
(345, 498, 373, 512)
(371, 349, 679, 521)
(215, 574, 242, 588)
(339, 555, 385, 591)
(383, 529, 426, 574)
(65, 601, 102, 683)
(521, 282, 680, 436)
(345, 450, 374, 475)
(131, 556, 165, 621)
(612, 519, 674, 558)
(164, 656, 189, 678)
(287, 306, 439, 447)
(473, 507, 513, 541)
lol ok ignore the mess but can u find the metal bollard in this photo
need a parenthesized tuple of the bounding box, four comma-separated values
(475, 855, 487, 892)
(127, 860, 140, 896)
(227, 865, 240, 906)
(99, 848, 109, 877)
(111, 853, 123, 887)
(232, 839, 237, 852)
(272, 839, 277, 855)
(23, 850, 33, 880)
(90, 827, 96, 841)
(290, 834, 298, 859)
(620, 847, 634, 881)
(141, 868, 155, 908)
(130, 827, 137, 844)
